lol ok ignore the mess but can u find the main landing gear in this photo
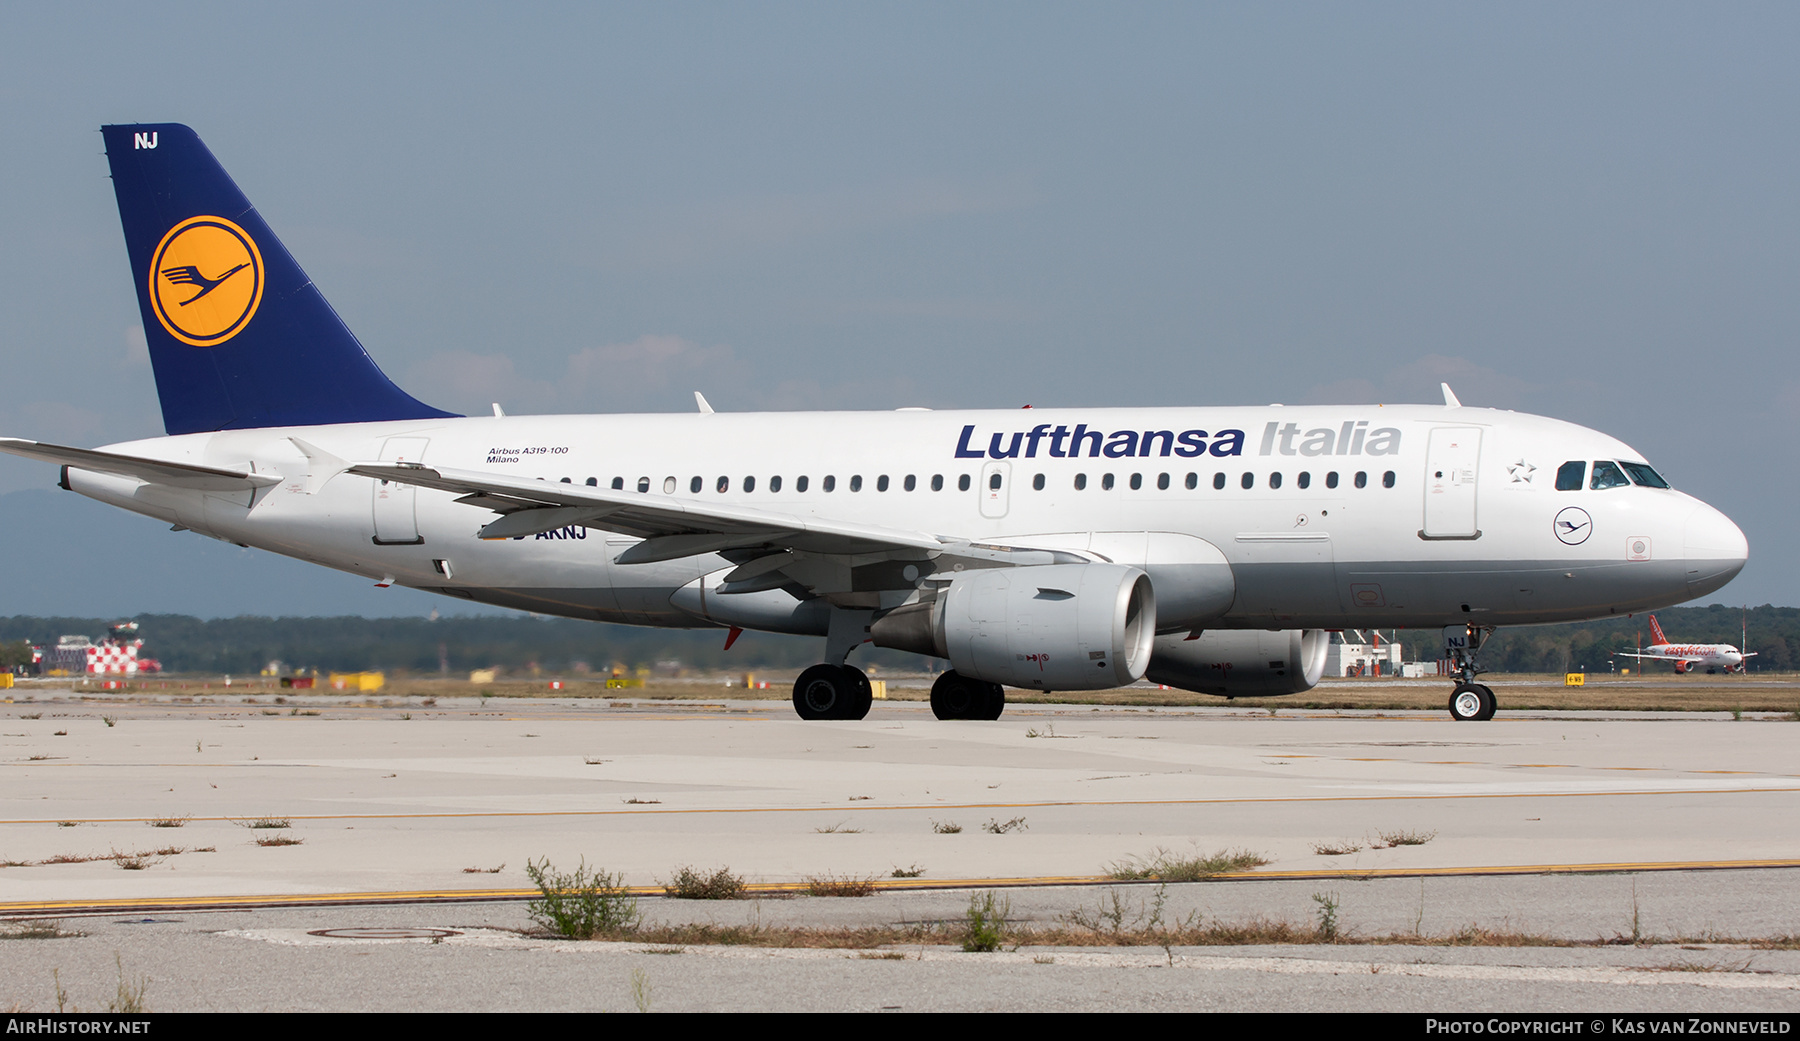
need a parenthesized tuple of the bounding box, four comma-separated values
(1443, 623, 1499, 722)
(930, 671, 1005, 721)
(792, 664, 872, 720)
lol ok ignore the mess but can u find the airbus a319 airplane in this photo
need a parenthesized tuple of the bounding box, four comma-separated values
(0, 125, 1750, 723)
(1618, 615, 1756, 674)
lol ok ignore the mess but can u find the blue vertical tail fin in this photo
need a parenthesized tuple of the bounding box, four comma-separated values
(101, 123, 456, 434)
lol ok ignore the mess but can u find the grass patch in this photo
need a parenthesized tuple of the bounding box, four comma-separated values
(525, 857, 641, 939)
(1312, 841, 1362, 856)
(815, 821, 862, 834)
(931, 820, 962, 834)
(1107, 847, 1270, 882)
(463, 863, 505, 874)
(240, 817, 290, 829)
(982, 816, 1027, 834)
(147, 816, 189, 829)
(255, 836, 303, 847)
(662, 865, 746, 900)
(622, 797, 661, 804)
(804, 874, 878, 897)
(891, 864, 925, 878)
(56, 821, 79, 828)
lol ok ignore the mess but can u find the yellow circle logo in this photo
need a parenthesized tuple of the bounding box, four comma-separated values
(148, 216, 264, 347)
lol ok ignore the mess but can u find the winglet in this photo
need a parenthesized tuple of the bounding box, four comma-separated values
(695, 391, 715, 414)
(1441, 383, 1462, 408)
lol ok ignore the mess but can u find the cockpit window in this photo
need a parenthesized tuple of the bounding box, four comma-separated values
(1590, 460, 1630, 490)
(1556, 461, 1585, 491)
(1618, 461, 1670, 489)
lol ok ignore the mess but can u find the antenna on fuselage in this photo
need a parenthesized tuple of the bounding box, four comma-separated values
(1440, 383, 1462, 408)
(695, 391, 715, 414)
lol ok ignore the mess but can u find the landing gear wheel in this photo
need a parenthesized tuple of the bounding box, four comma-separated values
(794, 664, 858, 720)
(1473, 683, 1497, 721)
(931, 671, 1000, 720)
(977, 681, 1005, 720)
(842, 666, 873, 720)
(1448, 682, 1496, 722)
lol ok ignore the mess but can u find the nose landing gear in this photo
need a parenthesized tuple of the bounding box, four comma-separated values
(1443, 623, 1499, 722)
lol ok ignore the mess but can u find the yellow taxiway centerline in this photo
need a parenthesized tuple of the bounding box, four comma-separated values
(5, 858, 1800, 917)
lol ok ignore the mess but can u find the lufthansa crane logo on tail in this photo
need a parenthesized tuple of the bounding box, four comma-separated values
(148, 216, 264, 346)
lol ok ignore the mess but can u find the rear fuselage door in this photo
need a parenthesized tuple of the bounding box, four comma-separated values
(1422, 427, 1481, 538)
(372, 436, 429, 545)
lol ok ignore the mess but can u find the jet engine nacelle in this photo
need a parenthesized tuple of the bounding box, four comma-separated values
(870, 563, 1155, 690)
(1145, 628, 1329, 696)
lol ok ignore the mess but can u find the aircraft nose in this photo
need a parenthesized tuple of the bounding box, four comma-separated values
(1683, 502, 1748, 599)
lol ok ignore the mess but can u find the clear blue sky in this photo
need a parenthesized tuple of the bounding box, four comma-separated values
(1, 3, 1794, 615)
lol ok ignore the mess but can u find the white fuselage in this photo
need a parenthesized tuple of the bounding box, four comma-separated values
(63, 403, 1747, 637)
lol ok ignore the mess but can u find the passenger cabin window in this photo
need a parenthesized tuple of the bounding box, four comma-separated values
(743, 476, 756, 492)
(663, 477, 676, 494)
(904, 475, 916, 491)
(1354, 471, 1367, 489)
(689, 476, 703, 493)
(1555, 461, 1586, 491)
(958, 474, 971, 491)
(1297, 472, 1311, 489)
(1157, 472, 1170, 490)
(638, 477, 651, 493)
(1240, 472, 1254, 490)
(1185, 472, 1197, 490)
(988, 473, 1002, 490)
(849, 475, 862, 491)
(560, 477, 572, 484)
(1102, 473, 1115, 491)
(1619, 461, 1670, 489)
(1033, 473, 1045, 490)
(1325, 472, 1339, 489)
(796, 476, 809, 492)
(1590, 460, 1630, 490)
(1213, 472, 1226, 490)
(823, 475, 837, 492)
(611, 477, 624, 490)
(929, 474, 942, 491)
(770, 475, 782, 493)
(716, 476, 729, 493)
(586, 477, 598, 487)
(877, 475, 889, 492)
(1074, 473, 1088, 490)
(1382, 470, 1395, 488)
(1269, 472, 1282, 490)
(1129, 473, 1142, 490)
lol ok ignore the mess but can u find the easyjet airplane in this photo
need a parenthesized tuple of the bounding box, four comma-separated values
(1618, 615, 1756, 674)
(0, 125, 1750, 723)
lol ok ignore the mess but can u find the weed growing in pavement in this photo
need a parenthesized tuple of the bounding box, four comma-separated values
(982, 816, 1027, 834)
(1313, 892, 1341, 941)
(804, 874, 878, 897)
(0, 921, 81, 940)
(1107, 847, 1269, 882)
(931, 820, 962, 834)
(525, 857, 641, 938)
(1312, 841, 1362, 856)
(890, 864, 925, 878)
(147, 817, 189, 829)
(1372, 829, 1437, 848)
(962, 891, 1010, 952)
(662, 865, 746, 900)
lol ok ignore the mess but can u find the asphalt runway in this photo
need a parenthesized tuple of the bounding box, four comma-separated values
(3, 688, 1799, 1011)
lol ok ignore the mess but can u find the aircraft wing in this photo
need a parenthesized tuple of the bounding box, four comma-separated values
(347, 462, 950, 565)
(0, 437, 281, 491)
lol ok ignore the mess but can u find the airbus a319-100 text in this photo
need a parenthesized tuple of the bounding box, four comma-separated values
(0, 125, 1750, 723)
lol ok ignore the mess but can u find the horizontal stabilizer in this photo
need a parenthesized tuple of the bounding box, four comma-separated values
(0, 437, 279, 491)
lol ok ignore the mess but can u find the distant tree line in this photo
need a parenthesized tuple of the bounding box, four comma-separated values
(0, 604, 1789, 677)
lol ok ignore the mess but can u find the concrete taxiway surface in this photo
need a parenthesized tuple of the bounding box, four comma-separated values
(2, 691, 1798, 1010)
